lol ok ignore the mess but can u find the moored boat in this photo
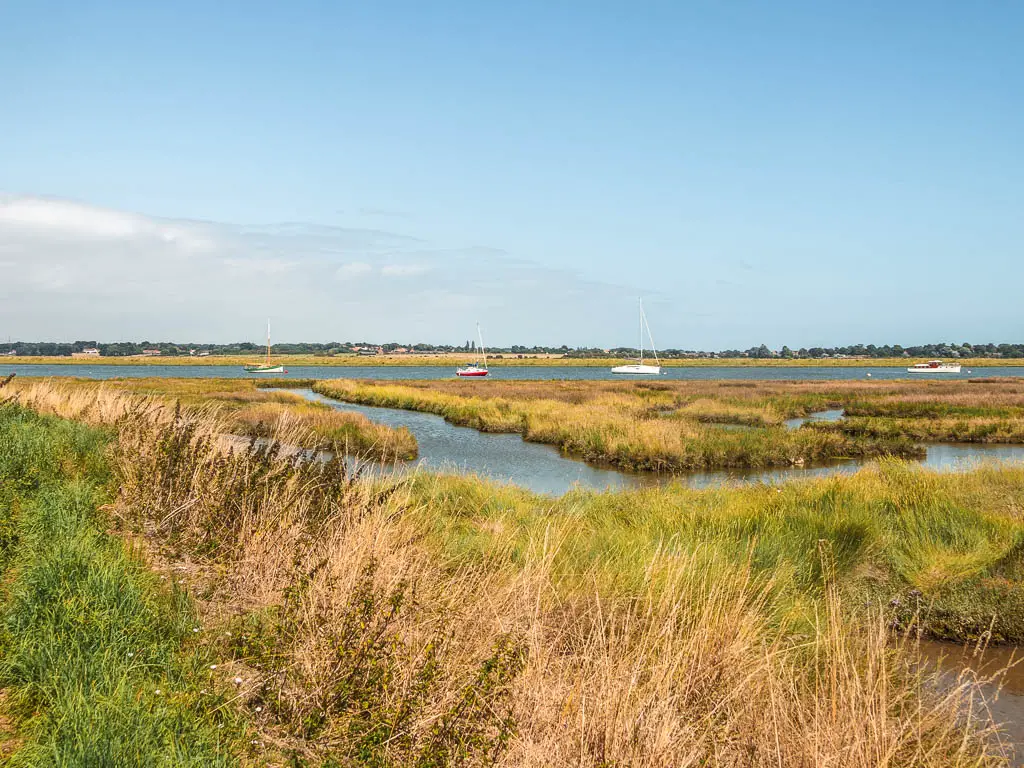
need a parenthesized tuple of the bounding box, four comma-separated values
(906, 360, 961, 373)
(611, 363, 662, 375)
(611, 298, 661, 375)
(243, 319, 288, 374)
(456, 323, 489, 377)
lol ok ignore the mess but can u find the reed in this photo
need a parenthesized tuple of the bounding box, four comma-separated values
(7, 377, 417, 462)
(101, 392, 1015, 764)
(5, 379, 1020, 765)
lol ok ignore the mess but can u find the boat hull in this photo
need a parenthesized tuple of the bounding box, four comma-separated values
(456, 369, 489, 377)
(907, 366, 961, 373)
(243, 365, 287, 374)
(611, 364, 662, 375)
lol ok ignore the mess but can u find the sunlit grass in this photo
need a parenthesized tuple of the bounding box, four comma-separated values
(312, 379, 922, 471)
(1, 380, 1017, 765)
(8, 377, 417, 461)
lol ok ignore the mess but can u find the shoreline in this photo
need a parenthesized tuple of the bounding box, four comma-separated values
(2, 355, 1022, 368)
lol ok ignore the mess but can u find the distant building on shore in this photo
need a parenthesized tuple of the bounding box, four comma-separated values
(142, 349, 162, 356)
(71, 348, 101, 358)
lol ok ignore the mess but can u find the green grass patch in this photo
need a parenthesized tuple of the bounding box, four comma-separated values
(0, 404, 242, 766)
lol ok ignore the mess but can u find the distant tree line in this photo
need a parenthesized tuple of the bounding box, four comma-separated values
(4, 340, 1024, 359)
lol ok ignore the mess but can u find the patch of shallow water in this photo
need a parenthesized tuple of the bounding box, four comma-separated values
(784, 409, 846, 429)
(916, 641, 1024, 764)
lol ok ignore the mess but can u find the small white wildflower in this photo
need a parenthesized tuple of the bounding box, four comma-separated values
(233, 676, 243, 685)
(154, 689, 162, 695)
(192, 627, 200, 633)
(209, 664, 217, 670)
(255, 706, 263, 713)
(127, 652, 134, 657)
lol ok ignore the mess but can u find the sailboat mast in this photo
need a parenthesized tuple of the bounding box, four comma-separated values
(477, 322, 487, 368)
(266, 319, 271, 365)
(638, 298, 644, 365)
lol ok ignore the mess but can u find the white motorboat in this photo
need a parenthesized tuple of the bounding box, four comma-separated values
(907, 360, 961, 374)
(611, 298, 661, 375)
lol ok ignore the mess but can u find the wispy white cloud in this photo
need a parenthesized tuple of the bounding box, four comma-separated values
(0, 194, 637, 344)
(222, 257, 296, 275)
(335, 262, 373, 279)
(380, 264, 429, 278)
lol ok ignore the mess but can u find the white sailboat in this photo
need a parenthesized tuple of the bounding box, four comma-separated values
(243, 319, 287, 374)
(456, 323, 489, 377)
(611, 298, 661, 375)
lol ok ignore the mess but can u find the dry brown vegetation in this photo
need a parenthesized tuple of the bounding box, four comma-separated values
(6, 379, 1016, 766)
(8, 377, 418, 462)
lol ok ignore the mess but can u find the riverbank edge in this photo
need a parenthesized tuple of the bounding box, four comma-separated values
(3, 355, 1022, 368)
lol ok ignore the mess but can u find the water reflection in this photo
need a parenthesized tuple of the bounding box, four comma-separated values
(784, 409, 846, 429)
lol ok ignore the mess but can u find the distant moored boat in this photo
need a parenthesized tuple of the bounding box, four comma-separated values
(906, 360, 961, 374)
(611, 297, 662, 375)
(456, 323, 489, 377)
(243, 319, 288, 374)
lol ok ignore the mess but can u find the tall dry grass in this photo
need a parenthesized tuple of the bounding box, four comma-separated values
(9, 381, 1008, 765)
(6, 378, 417, 462)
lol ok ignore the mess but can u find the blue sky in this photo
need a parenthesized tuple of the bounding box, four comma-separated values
(1, 1, 1021, 347)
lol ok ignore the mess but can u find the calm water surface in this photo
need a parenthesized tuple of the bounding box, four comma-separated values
(917, 641, 1024, 765)
(5, 363, 1024, 381)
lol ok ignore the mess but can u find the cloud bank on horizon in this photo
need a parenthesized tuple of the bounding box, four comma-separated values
(0, 195, 636, 346)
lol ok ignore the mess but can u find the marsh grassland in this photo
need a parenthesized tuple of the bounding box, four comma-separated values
(9, 377, 417, 462)
(312, 377, 1024, 472)
(0, 378, 1021, 765)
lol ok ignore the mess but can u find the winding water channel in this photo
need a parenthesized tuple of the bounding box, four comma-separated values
(288, 389, 1024, 496)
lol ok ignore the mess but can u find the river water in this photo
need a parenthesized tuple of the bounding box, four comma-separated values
(917, 641, 1024, 764)
(4, 363, 1024, 381)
